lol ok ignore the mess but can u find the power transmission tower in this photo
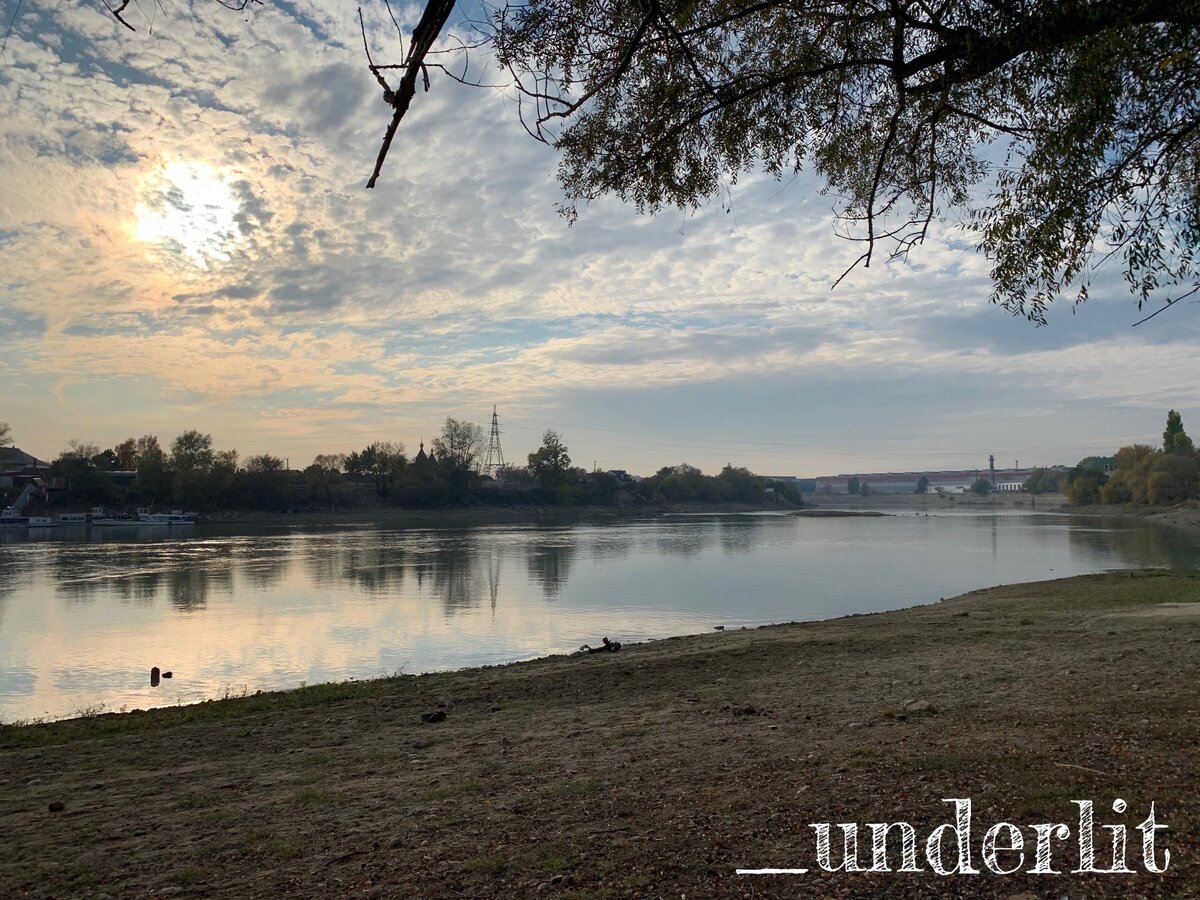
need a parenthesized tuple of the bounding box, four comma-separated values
(483, 405, 505, 478)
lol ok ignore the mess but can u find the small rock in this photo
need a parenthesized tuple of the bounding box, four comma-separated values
(48, 801, 65, 813)
(713, 625, 725, 631)
(732, 704, 759, 717)
(90, 782, 106, 790)
(489, 705, 502, 713)
(904, 699, 937, 714)
(551, 875, 565, 885)
(420, 710, 447, 724)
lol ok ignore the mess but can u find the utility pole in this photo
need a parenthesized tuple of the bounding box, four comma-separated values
(483, 406, 505, 479)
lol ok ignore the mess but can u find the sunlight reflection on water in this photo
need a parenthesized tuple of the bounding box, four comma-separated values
(0, 511, 1195, 720)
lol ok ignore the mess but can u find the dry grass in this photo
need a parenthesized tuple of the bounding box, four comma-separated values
(1, 571, 1197, 898)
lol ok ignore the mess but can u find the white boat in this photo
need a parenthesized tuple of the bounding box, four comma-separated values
(137, 508, 196, 526)
(56, 513, 88, 525)
(0, 508, 29, 528)
(27, 516, 58, 528)
(89, 506, 155, 527)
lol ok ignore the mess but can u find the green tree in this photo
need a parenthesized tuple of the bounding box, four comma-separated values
(360, 0, 1200, 319)
(846, 476, 860, 496)
(1065, 469, 1106, 505)
(170, 430, 215, 473)
(0, 421, 11, 448)
(113, 437, 138, 470)
(717, 465, 761, 503)
(430, 419, 483, 503)
(1146, 454, 1200, 503)
(241, 454, 290, 510)
(1163, 410, 1195, 455)
(114, 434, 163, 470)
(1101, 444, 1156, 504)
(53, 440, 113, 504)
(971, 478, 992, 496)
(527, 430, 572, 498)
(915, 476, 929, 494)
(91, 448, 120, 471)
(346, 442, 406, 497)
(1023, 468, 1065, 495)
(305, 455, 347, 509)
(137, 449, 173, 503)
(432, 419, 483, 474)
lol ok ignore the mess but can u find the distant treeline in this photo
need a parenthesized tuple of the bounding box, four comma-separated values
(4, 419, 802, 513)
(1062, 410, 1198, 506)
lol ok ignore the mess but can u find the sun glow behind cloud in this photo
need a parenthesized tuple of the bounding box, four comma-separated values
(134, 160, 240, 267)
(0, 1, 1197, 473)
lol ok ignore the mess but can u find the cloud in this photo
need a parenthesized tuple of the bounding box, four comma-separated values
(0, 1, 1196, 471)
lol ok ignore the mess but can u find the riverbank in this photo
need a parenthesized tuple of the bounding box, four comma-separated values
(804, 492, 1068, 511)
(1047, 499, 1200, 533)
(196, 501, 792, 528)
(2, 571, 1197, 897)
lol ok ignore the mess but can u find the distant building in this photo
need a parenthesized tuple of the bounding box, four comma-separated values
(813, 468, 1043, 494)
(1077, 456, 1117, 476)
(0, 447, 51, 475)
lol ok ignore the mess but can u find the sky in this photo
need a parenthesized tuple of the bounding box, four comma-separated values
(0, 1, 1196, 478)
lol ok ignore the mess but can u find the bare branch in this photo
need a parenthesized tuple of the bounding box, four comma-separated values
(105, 0, 137, 32)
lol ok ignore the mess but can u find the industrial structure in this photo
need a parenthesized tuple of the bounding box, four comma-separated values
(810, 463, 1054, 494)
(482, 406, 506, 478)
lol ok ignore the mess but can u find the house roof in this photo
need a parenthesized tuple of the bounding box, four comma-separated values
(0, 447, 50, 471)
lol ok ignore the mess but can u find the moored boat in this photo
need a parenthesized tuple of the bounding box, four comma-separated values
(27, 516, 58, 528)
(89, 507, 155, 527)
(56, 513, 87, 525)
(0, 508, 29, 528)
(137, 508, 196, 526)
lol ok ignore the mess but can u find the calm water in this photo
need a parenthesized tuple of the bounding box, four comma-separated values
(0, 510, 1196, 721)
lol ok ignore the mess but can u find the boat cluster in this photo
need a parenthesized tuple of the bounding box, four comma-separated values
(0, 507, 196, 529)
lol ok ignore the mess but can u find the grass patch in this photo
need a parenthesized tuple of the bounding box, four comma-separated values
(266, 839, 306, 860)
(549, 779, 604, 799)
(463, 855, 509, 876)
(178, 792, 221, 810)
(293, 787, 336, 807)
(534, 851, 570, 873)
(194, 842, 225, 860)
(417, 779, 487, 803)
(167, 867, 203, 885)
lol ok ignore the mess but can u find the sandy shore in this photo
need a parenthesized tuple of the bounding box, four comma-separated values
(2, 572, 1197, 898)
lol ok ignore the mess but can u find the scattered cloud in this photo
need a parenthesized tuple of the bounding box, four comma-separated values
(0, 2, 1196, 471)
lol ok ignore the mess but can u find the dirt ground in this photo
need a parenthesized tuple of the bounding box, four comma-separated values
(1, 571, 1198, 899)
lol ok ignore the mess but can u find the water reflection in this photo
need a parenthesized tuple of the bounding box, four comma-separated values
(526, 538, 576, 599)
(46, 541, 236, 611)
(718, 517, 764, 556)
(1067, 515, 1199, 571)
(0, 512, 1197, 721)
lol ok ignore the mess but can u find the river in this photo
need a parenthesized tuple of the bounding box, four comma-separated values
(0, 509, 1196, 721)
